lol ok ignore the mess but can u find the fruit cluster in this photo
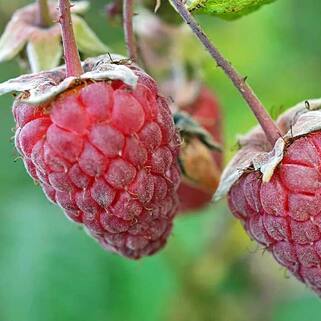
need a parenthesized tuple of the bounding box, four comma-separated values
(2, 0, 321, 300)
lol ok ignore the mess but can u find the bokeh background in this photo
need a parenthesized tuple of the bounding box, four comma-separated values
(1, 1, 321, 320)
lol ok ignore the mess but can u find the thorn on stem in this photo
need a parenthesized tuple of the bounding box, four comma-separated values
(107, 52, 114, 63)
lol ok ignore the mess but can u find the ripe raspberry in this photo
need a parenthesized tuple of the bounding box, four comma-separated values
(12, 66, 181, 259)
(228, 132, 321, 294)
(178, 87, 222, 212)
(220, 99, 321, 296)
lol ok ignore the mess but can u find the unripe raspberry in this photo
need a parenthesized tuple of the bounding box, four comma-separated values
(9, 57, 181, 259)
(216, 99, 321, 296)
(178, 87, 222, 212)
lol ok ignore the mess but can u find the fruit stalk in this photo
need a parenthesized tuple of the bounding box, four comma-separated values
(58, 0, 84, 77)
(171, 0, 281, 146)
(123, 0, 138, 61)
(37, 0, 52, 28)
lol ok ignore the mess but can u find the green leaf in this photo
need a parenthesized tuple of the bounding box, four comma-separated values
(186, 0, 276, 18)
(72, 15, 109, 56)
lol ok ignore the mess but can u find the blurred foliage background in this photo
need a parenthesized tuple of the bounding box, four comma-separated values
(1, 0, 321, 320)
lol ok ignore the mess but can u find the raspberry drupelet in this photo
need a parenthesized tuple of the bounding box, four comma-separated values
(12, 63, 181, 259)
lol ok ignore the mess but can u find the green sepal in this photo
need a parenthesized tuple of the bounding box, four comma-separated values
(26, 32, 62, 73)
(72, 15, 109, 56)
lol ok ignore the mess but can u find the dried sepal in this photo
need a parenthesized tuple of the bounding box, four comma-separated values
(0, 8, 36, 62)
(0, 1, 108, 72)
(0, 54, 138, 104)
(174, 111, 221, 192)
(174, 111, 221, 150)
(215, 98, 321, 201)
(180, 137, 221, 192)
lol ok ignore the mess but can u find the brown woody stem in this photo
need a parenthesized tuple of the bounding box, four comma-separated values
(171, 0, 281, 146)
(37, 0, 52, 28)
(123, 0, 138, 61)
(58, 0, 84, 77)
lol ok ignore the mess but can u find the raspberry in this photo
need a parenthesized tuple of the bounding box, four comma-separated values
(13, 68, 181, 259)
(178, 87, 222, 212)
(228, 131, 321, 295)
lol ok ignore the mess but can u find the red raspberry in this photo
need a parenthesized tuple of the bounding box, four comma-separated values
(228, 132, 321, 295)
(13, 69, 181, 259)
(178, 87, 222, 212)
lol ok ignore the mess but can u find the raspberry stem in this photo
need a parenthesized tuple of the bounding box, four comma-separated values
(123, 0, 138, 61)
(171, 0, 281, 146)
(37, 0, 52, 28)
(58, 0, 84, 77)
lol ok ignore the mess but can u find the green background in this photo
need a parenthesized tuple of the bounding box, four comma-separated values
(1, 1, 321, 320)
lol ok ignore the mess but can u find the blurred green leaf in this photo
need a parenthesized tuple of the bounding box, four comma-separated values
(187, 0, 276, 18)
(273, 296, 321, 321)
